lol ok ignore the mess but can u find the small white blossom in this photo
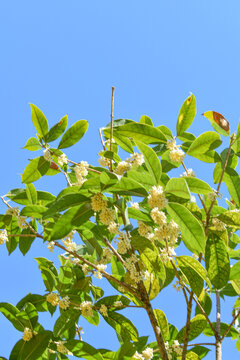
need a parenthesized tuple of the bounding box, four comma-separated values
(181, 168, 196, 177)
(101, 247, 112, 264)
(130, 202, 140, 210)
(107, 221, 119, 234)
(133, 352, 144, 359)
(74, 161, 89, 186)
(131, 153, 144, 167)
(98, 155, 110, 167)
(114, 300, 123, 308)
(138, 221, 152, 237)
(212, 218, 226, 231)
(142, 347, 154, 360)
(17, 216, 28, 229)
(0, 230, 8, 245)
(82, 264, 89, 275)
(116, 232, 131, 254)
(99, 208, 115, 225)
(91, 193, 107, 212)
(46, 292, 59, 306)
(47, 241, 55, 252)
(169, 147, 185, 163)
(22, 327, 34, 341)
(148, 185, 168, 210)
(166, 138, 177, 150)
(58, 153, 68, 166)
(94, 264, 107, 279)
(150, 208, 167, 226)
(80, 301, 93, 317)
(99, 304, 108, 317)
(114, 161, 132, 175)
(59, 296, 70, 310)
(43, 149, 51, 161)
(160, 247, 176, 263)
(56, 341, 72, 355)
(6, 207, 20, 217)
(63, 231, 77, 252)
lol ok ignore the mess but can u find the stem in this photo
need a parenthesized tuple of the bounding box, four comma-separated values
(216, 290, 222, 360)
(221, 309, 240, 341)
(102, 237, 125, 265)
(99, 128, 106, 150)
(110, 86, 115, 171)
(187, 342, 216, 347)
(182, 292, 194, 360)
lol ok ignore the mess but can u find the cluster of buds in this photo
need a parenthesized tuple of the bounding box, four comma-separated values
(46, 292, 70, 309)
(167, 138, 185, 163)
(133, 347, 154, 359)
(114, 153, 144, 176)
(165, 340, 183, 359)
(6, 207, 28, 229)
(74, 161, 89, 186)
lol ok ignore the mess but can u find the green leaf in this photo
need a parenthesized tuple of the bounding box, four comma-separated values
(58, 120, 88, 149)
(128, 208, 152, 222)
(42, 193, 90, 219)
(177, 94, 197, 135)
(218, 210, 240, 228)
(135, 141, 162, 185)
(9, 339, 25, 360)
(6, 218, 20, 255)
(230, 260, 240, 280)
(20, 205, 48, 218)
(17, 294, 48, 312)
(0, 303, 24, 331)
(205, 234, 230, 289)
(195, 292, 212, 317)
(140, 115, 153, 126)
(17, 302, 38, 328)
(176, 315, 207, 343)
(187, 132, 222, 156)
(100, 171, 119, 191)
(99, 150, 121, 163)
(30, 104, 49, 139)
(202, 111, 230, 137)
(223, 168, 240, 207)
(109, 177, 148, 197)
(167, 202, 205, 254)
(45, 115, 68, 142)
(103, 128, 134, 153)
(66, 340, 104, 360)
(95, 295, 130, 309)
(184, 178, 212, 194)
(6, 189, 56, 206)
(23, 137, 42, 151)
(19, 227, 36, 255)
(21, 157, 50, 184)
(20, 331, 52, 360)
(50, 203, 93, 240)
(177, 256, 209, 297)
(203, 322, 239, 337)
(190, 150, 221, 163)
(126, 169, 156, 190)
(103, 311, 138, 342)
(165, 178, 190, 200)
(26, 184, 37, 204)
(190, 346, 210, 359)
(114, 122, 167, 144)
(153, 309, 169, 341)
(53, 309, 80, 337)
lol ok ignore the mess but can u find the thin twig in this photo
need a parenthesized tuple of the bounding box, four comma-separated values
(109, 86, 115, 171)
(187, 342, 216, 347)
(99, 128, 106, 150)
(103, 237, 125, 265)
(182, 292, 194, 360)
(8, 234, 36, 237)
(221, 309, 240, 342)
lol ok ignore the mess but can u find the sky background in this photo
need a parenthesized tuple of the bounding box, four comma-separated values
(0, 0, 240, 359)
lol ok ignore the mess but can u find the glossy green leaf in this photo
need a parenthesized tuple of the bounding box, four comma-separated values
(16, 294, 48, 312)
(153, 309, 169, 341)
(20, 331, 52, 360)
(114, 122, 167, 144)
(53, 309, 80, 337)
(223, 168, 240, 207)
(20, 205, 48, 218)
(157, 125, 173, 139)
(103, 311, 138, 342)
(218, 210, 240, 228)
(9, 339, 25, 360)
(21, 157, 50, 184)
(230, 260, 240, 280)
(187, 132, 222, 156)
(128, 208, 152, 222)
(176, 314, 207, 342)
(95, 295, 130, 309)
(195, 292, 212, 317)
(165, 178, 190, 199)
(167, 202, 205, 254)
(98, 150, 121, 163)
(66, 340, 104, 360)
(177, 256, 209, 297)
(42, 193, 90, 219)
(135, 140, 162, 185)
(23, 137, 42, 151)
(6, 189, 56, 206)
(190, 150, 221, 163)
(6, 218, 20, 255)
(109, 177, 148, 197)
(100, 171, 119, 191)
(17, 302, 38, 328)
(184, 178, 212, 194)
(203, 322, 239, 337)
(58, 120, 88, 149)
(140, 115, 153, 126)
(205, 234, 230, 289)
(126, 169, 156, 189)
(26, 184, 37, 204)
(103, 128, 134, 153)
(30, 104, 49, 139)
(185, 351, 201, 360)
(19, 227, 36, 256)
(177, 94, 196, 135)
(45, 115, 68, 142)
(0, 303, 24, 331)
(50, 203, 93, 240)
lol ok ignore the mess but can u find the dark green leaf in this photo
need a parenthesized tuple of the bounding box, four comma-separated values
(58, 120, 88, 149)
(21, 157, 50, 184)
(0, 303, 24, 331)
(103, 311, 138, 342)
(20, 331, 52, 360)
(177, 315, 207, 343)
(45, 115, 68, 142)
(53, 309, 80, 337)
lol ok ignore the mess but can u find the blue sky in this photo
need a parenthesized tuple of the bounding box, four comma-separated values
(0, 0, 240, 358)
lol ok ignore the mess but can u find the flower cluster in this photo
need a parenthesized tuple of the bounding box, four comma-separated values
(56, 341, 73, 355)
(43, 149, 52, 161)
(80, 301, 93, 317)
(91, 193, 107, 212)
(58, 153, 68, 167)
(130, 202, 140, 210)
(22, 327, 35, 341)
(159, 247, 176, 263)
(154, 219, 179, 246)
(107, 221, 119, 234)
(59, 296, 70, 310)
(125, 254, 142, 283)
(101, 247, 112, 264)
(131, 152, 144, 167)
(62, 231, 77, 252)
(17, 216, 28, 229)
(99, 208, 115, 225)
(133, 347, 153, 359)
(212, 218, 226, 231)
(116, 232, 131, 254)
(150, 208, 167, 226)
(98, 154, 110, 167)
(99, 304, 108, 317)
(181, 168, 196, 177)
(82, 263, 89, 275)
(208, 189, 222, 202)
(167, 138, 185, 163)
(6, 207, 28, 229)
(46, 292, 59, 306)
(165, 340, 183, 359)
(47, 241, 55, 252)
(74, 161, 89, 186)
(114, 153, 144, 176)
(114, 300, 123, 308)
(0, 229, 8, 245)
(93, 264, 107, 279)
(6, 207, 20, 216)
(148, 185, 168, 210)
(138, 221, 152, 238)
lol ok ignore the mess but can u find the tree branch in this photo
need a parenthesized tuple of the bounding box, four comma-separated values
(221, 308, 240, 342)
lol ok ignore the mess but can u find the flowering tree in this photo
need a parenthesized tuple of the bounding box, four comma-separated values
(1, 90, 240, 360)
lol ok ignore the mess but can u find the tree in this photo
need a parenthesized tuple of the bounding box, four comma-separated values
(0, 89, 240, 360)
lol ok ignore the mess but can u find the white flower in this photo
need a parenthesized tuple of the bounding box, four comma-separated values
(17, 216, 28, 229)
(47, 241, 55, 252)
(148, 185, 168, 210)
(181, 168, 196, 177)
(138, 221, 151, 237)
(59, 296, 70, 310)
(94, 264, 107, 279)
(114, 300, 123, 308)
(101, 247, 112, 264)
(131, 153, 144, 167)
(166, 138, 177, 150)
(0, 230, 8, 245)
(142, 347, 153, 360)
(130, 202, 140, 210)
(22, 327, 34, 341)
(56, 341, 72, 355)
(6, 207, 20, 217)
(80, 301, 93, 317)
(107, 221, 119, 234)
(114, 161, 132, 175)
(160, 247, 176, 263)
(98, 155, 110, 167)
(116, 232, 131, 254)
(46, 292, 59, 306)
(212, 218, 226, 231)
(133, 352, 144, 359)
(58, 153, 68, 166)
(63, 231, 77, 252)
(82, 264, 89, 275)
(74, 161, 89, 186)
(43, 149, 51, 161)
(99, 208, 115, 225)
(150, 208, 167, 226)
(99, 304, 108, 317)
(91, 193, 107, 212)
(169, 147, 185, 163)
(208, 190, 218, 202)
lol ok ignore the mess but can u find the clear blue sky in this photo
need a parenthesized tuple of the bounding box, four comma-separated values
(0, 1, 240, 358)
